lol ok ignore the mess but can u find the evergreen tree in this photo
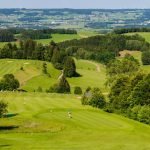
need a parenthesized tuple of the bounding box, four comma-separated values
(42, 62, 47, 74)
(64, 57, 78, 77)
(49, 75, 70, 93)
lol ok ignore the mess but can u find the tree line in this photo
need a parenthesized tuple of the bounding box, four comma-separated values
(0, 29, 15, 42)
(0, 28, 77, 42)
(58, 34, 150, 64)
(81, 55, 150, 125)
(113, 27, 150, 34)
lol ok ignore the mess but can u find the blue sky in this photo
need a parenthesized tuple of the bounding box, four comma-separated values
(0, 0, 150, 9)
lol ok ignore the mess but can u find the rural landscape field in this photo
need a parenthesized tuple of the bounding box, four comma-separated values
(0, 1, 150, 150)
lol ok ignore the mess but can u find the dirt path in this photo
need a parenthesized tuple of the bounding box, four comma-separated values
(58, 70, 64, 80)
(87, 61, 101, 72)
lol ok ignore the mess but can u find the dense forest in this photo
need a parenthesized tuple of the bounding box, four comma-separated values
(59, 34, 150, 64)
(0, 33, 150, 66)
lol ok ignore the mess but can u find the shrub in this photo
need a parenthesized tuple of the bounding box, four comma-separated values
(82, 87, 106, 109)
(138, 105, 150, 124)
(20, 66, 24, 71)
(37, 86, 43, 92)
(49, 75, 70, 93)
(142, 50, 150, 65)
(0, 100, 8, 117)
(0, 74, 20, 91)
(104, 103, 114, 113)
(74, 86, 82, 95)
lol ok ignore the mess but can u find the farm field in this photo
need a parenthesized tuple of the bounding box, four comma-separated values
(0, 92, 150, 150)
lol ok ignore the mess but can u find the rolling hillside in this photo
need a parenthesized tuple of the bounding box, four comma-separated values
(0, 59, 107, 92)
(0, 92, 150, 150)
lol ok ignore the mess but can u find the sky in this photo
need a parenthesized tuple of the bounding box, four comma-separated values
(0, 0, 150, 9)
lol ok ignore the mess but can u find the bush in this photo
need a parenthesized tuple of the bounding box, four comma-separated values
(49, 75, 70, 93)
(37, 86, 43, 92)
(74, 86, 82, 95)
(82, 87, 106, 109)
(138, 105, 150, 124)
(142, 50, 150, 65)
(0, 100, 8, 117)
(0, 74, 20, 91)
(104, 103, 114, 113)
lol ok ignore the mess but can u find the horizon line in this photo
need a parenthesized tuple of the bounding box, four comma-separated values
(0, 8, 150, 10)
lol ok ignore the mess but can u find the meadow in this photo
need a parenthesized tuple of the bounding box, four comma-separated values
(125, 32, 150, 43)
(0, 92, 150, 150)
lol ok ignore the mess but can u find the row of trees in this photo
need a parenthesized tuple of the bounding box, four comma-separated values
(21, 30, 51, 40)
(0, 29, 14, 42)
(7, 28, 77, 35)
(113, 28, 150, 34)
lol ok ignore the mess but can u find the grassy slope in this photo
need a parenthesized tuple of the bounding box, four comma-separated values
(125, 32, 150, 43)
(0, 59, 107, 92)
(119, 50, 150, 73)
(0, 92, 150, 150)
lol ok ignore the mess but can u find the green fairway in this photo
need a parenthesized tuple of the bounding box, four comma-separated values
(0, 59, 107, 92)
(0, 92, 150, 150)
(36, 33, 81, 44)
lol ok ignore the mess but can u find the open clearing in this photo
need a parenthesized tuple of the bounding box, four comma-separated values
(0, 92, 150, 150)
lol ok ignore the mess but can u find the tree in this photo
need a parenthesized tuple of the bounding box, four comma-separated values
(142, 50, 150, 65)
(74, 86, 82, 95)
(0, 100, 8, 117)
(37, 86, 43, 92)
(82, 87, 106, 109)
(42, 62, 47, 74)
(138, 105, 150, 124)
(107, 55, 140, 77)
(49, 75, 70, 93)
(128, 74, 150, 106)
(64, 57, 78, 77)
(0, 74, 20, 91)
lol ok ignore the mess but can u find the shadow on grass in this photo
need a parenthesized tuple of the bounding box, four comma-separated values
(3, 113, 18, 118)
(0, 144, 11, 147)
(0, 125, 19, 131)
